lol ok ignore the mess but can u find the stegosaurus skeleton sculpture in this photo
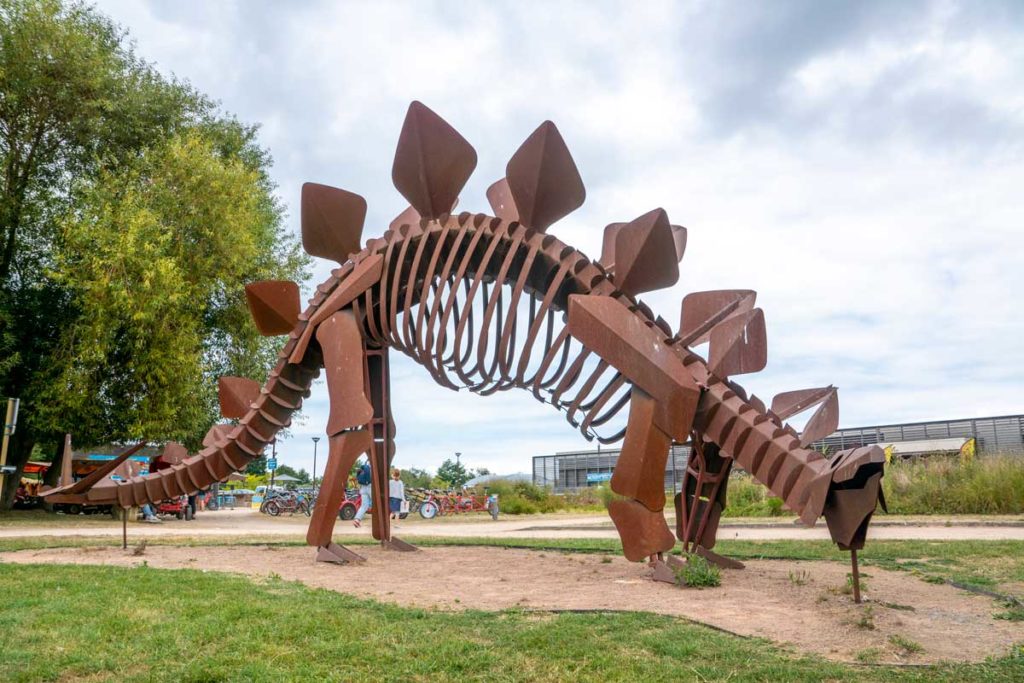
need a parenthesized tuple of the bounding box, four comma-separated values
(45, 102, 885, 581)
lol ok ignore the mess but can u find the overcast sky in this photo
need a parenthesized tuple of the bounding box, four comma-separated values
(93, 0, 1023, 477)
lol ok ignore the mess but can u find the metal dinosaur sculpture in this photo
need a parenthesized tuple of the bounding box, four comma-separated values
(44, 101, 885, 585)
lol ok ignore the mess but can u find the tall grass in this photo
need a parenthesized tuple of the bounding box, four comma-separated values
(485, 455, 1024, 516)
(881, 455, 1024, 515)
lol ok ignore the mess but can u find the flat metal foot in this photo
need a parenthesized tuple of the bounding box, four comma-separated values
(381, 536, 418, 552)
(650, 559, 677, 584)
(315, 542, 366, 564)
(695, 545, 744, 570)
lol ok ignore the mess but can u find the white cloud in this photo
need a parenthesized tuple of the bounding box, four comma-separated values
(94, 0, 1023, 476)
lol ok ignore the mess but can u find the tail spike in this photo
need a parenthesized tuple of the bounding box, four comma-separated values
(245, 280, 300, 336)
(612, 208, 679, 296)
(486, 178, 520, 222)
(160, 442, 188, 465)
(678, 289, 756, 347)
(392, 101, 477, 220)
(773, 386, 840, 447)
(505, 121, 585, 232)
(301, 182, 367, 263)
(708, 307, 767, 378)
(202, 424, 234, 448)
(218, 376, 261, 420)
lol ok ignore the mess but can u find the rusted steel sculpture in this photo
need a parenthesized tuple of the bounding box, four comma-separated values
(44, 102, 884, 586)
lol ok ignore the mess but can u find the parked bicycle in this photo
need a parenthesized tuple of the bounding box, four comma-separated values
(260, 489, 310, 516)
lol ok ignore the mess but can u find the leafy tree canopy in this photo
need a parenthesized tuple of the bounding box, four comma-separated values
(0, 0, 308, 505)
(436, 458, 473, 488)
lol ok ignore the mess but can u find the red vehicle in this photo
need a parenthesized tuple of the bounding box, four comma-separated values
(337, 489, 408, 521)
(156, 496, 193, 520)
(407, 488, 499, 520)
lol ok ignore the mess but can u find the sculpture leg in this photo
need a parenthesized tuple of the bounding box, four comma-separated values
(308, 311, 375, 563)
(606, 389, 675, 581)
(365, 345, 416, 551)
(674, 435, 744, 569)
(307, 429, 371, 563)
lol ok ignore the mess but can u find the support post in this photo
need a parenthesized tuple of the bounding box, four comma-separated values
(851, 549, 862, 604)
(122, 507, 127, 550)
(0, 398, 20, 504)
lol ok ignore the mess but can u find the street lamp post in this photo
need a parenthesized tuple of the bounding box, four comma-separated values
(311, 436, 321, 495)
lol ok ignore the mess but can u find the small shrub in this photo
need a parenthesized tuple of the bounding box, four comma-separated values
(855, 648, 882, 664)
(855, 605, 876, 630)
(674, 554, 721, 588)
(788, 569, 811, 586)
(995, 599, 1024, 622)
(841, 572, 869, 596)
(888, 634, 924, 655)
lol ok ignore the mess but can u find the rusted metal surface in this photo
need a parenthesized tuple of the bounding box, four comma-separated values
(217, 376, 262, 420)
(58, 101, 885, 589)
(611, 208, 680, 297)
(307, 429, 371, 553)
(245, 280, 301, 336)
(707, 308, 767, 378)
(392, 101, 476, 220)
(301, 182, 367, 263)
(505, 120, 585, 232)
(610, 389, 672, 511)
(678, 289, 756, 347)
(608, 498, 676, 562)
(485, 178, 519, 222)
(676, 438, 731, 552)
(316, 311, 374, 435)
(41, 442, 146, 503)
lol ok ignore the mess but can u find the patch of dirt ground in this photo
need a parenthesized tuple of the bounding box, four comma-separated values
(3, 545, 1021, 664)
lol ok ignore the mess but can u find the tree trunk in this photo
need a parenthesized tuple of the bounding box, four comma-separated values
(0, 429, 36, 510)
(41, 435, 66, 488)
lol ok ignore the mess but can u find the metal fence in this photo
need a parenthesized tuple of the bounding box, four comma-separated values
(807, 414, 1024, 454)
(533, 413, 1024, 493)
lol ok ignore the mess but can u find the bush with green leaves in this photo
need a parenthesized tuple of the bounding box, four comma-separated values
(673, 554, 722, 588)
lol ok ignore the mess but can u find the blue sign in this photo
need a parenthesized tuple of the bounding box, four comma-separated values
(586, 472, 612, 483)
(267, 458, 278, 471)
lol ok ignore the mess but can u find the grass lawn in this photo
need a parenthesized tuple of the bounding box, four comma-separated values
(0, 561, 1021, 683)
(1, 536, 1022, 681)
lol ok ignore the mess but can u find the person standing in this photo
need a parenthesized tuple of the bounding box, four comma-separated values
(389, 468, 405, 521)
(353, 460, 372, 528)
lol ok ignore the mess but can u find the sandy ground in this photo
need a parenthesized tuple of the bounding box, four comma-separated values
(2, 544, 1020, 665)
(2, 508, 1024, 540)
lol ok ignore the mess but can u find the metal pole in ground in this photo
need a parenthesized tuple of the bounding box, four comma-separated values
(311, 436, 320, 497)
(851, 549, 862, 604)
(0, 398, 20, 504)
(122, 507, 128, 550)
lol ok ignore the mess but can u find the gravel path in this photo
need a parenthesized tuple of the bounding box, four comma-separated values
(2, 509, 1024, 540)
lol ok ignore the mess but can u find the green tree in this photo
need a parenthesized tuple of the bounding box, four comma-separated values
(436, 458, 472, 488)
(401, 467, 433, 489)
(0, 0, 307, 507)
(245, 456, 267, 477)
(273, 464, 309, 484)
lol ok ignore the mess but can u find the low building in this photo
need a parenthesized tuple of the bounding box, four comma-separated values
(533, 413, 1024, 493)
